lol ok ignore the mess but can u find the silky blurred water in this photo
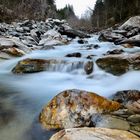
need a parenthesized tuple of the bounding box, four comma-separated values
(0, 35, 140, 140)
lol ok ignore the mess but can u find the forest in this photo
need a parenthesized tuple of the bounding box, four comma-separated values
(92, 0, 140, 28)
(0, 0, 140, 29)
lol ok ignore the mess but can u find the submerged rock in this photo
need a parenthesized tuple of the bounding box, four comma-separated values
(39, 89, 120, 130)
(77, 39, 88, 44)
(65, 52, 82, 58)
(0, 109, 16, 127)
(50, 127, 140, 140)
(96, 53, 140, 75)
(84, 61, 94, 75)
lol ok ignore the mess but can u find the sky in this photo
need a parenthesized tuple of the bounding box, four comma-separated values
(55, 0, 96, 18)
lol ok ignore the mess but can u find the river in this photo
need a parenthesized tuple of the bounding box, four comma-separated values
(0, 35, 140, 140)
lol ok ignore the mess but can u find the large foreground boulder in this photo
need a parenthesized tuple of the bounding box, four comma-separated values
(50, 127, 140, 140)
(96, 53, 140, 75)
(39, 89, 120, 130)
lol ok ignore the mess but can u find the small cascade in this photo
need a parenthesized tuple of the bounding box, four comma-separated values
(49, 61, 84, 73)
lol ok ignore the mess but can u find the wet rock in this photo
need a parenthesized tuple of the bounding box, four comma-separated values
(12, 58, 85, 74)
(39, 29, 69, 47)
(94, 44, 100, 49)
(86, 55, 95, 59)
(98, 33, 109, 42)
(21, 36, 38, 46)
(0, 51, 15, 60)
(65, 52, 82, 58)
(130, 130, 140, 137)
(96, 55, 130, 75)
(39, 89, 120, 130)
(0, 37, 31, 53)
(21, 20, 33, 27)
(80, 44, 100, 50)
(131, 125, 140, 133)
(2, 47, 25, 57)
(84, 61, 94, 74)
(58, 27, 90, 39)
(16, 26, 24, 32)
(77, 39, 88, 44)
(106, 49, 124, 55)
(127, 115, 140, 123)
(30, 29, 40, 43)
(96, 53, 140, 75)
(98, 32, 125, 42)
(126, 99, 140, 114)
(113, 90, 140, 104)
(40, 45, 55, 50)
(86, 44, 100, 50)
(92, 114, 130, 130)
(112, 30, 127, 36)
(115, 39, 140, 47)
(12, 58, 56, 74)
(130, 35, 140, 40)
(113, 90, 140, 113)
(50, 128, 140, 140)
(119, 16, 140, 30)
(126, 28, 140, 38)
(111, 109, 134, 118)
(39, 39, 65, 47)
(122, 43, 134, 48)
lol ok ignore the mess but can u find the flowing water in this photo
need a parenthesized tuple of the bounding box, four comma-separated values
(0, 35, 140, 140)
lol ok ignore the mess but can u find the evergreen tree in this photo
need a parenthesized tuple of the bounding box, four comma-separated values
(91, 0, 140, 28)
(57, 4, 76, 20)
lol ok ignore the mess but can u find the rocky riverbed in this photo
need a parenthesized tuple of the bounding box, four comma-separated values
(0, 16, 140, 140)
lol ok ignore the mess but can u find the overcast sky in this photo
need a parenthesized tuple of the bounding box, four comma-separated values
(55, 0, 96, 17)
